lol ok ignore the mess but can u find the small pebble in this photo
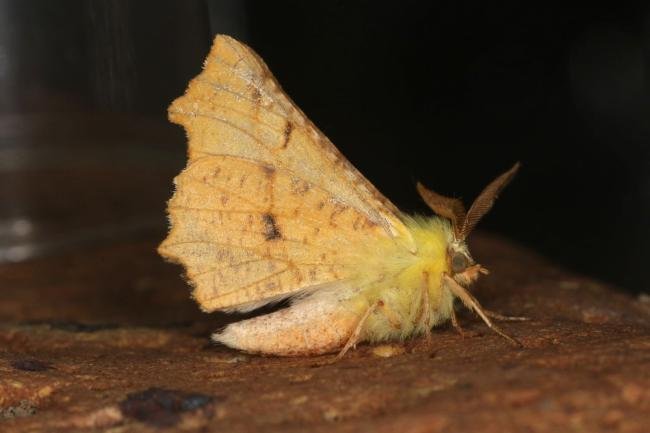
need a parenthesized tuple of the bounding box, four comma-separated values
(372, 344, 405, 358)
(290, 395, 309, 405)
(323, 407, 341, 422)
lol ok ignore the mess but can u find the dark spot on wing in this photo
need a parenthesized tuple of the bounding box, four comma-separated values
(282, 122, 293, 148)
(329, 204, 348, 227)
(290, 177, 311, 195)
(251, 87, 262, 104)
(261, 164, 276, 178)
(262, 213, 282, 240)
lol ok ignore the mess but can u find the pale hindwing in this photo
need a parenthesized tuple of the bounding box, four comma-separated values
(167, 34, 409, 239)
(159, 155, 387, 311)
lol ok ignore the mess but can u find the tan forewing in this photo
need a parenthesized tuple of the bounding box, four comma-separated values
(167, 35, 410, 241)
(159, 155, 387, 311)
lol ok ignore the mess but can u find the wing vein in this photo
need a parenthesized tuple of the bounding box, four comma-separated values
(209, 55, 286, 112)
(190, 258, 341, 279)
(164, 240, 347, 263)
(189, 258, 267, 278)
(170, 110, 271, 151)
(182, 173, 265, 210)
(208, 267, 291, 301)
(169, 205, 357, 235)
(185, 153, 381, 225)
(194, 77, 288, 121)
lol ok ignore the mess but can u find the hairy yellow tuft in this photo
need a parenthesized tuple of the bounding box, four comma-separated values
(346, 216, 456, 342)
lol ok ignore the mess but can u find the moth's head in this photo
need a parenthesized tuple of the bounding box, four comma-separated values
(416, 162, 520, 280)
(447, 240, 473, 275)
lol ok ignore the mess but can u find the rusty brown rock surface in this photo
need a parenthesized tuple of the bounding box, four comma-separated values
(1, 233, 649, 432)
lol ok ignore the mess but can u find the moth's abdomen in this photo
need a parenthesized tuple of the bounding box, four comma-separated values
(213, 291, 363, 356)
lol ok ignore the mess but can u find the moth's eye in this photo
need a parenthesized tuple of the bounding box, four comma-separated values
(451, 252, 469, 273)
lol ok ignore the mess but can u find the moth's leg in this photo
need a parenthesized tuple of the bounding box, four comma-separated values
(484, 309, 529, 322)
(450, 303, 481, 339)
(450, 306, 465, 337)
(443, 275, 523, 348)
(458, 266, 528, 321)
(335, 300, 379, 361)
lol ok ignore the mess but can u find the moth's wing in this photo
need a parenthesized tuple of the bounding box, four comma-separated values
(161, 35, 414, 311)
(168, 34, 410, 241)
(159, 155, 387, 312)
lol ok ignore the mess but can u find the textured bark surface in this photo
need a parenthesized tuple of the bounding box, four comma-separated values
(1, 234, 649, 432)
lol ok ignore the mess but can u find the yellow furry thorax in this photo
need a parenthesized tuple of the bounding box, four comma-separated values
(347, 216, 459, 342)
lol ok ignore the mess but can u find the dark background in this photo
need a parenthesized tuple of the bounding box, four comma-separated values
(0, 1, 647, 294)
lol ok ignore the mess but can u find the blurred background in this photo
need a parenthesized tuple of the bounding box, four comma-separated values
(0, 0, 647, 295)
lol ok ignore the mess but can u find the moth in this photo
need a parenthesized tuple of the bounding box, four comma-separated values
(159, 35, 525, 358)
